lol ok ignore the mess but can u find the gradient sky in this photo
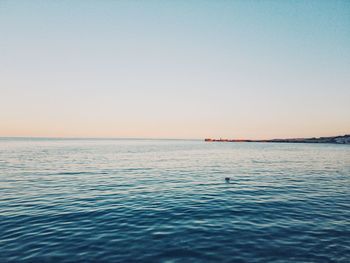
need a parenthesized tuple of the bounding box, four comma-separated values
(1, 0, 349, 139)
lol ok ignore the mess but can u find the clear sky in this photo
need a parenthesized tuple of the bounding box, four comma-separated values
(1, 0, 349, 139)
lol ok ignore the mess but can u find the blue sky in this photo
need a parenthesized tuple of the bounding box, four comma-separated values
(1, 0, 349, 138)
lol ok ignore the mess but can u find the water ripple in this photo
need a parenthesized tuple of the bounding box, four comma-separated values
(0, 139, 349, 262)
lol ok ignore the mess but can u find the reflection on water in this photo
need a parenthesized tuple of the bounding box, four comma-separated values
(0, 138, 349, 262)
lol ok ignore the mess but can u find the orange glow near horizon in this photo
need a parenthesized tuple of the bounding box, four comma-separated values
(1, 2, 349, 139)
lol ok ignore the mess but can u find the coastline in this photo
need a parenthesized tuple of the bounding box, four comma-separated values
(205, 135, 350, 144)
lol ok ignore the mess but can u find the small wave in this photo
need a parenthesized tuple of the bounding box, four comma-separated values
(52, 171, 108, 176)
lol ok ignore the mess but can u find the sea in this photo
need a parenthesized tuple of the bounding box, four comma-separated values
(0, 138, 349, 262)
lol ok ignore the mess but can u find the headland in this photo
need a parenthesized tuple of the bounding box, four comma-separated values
(205, 135, 350, 144)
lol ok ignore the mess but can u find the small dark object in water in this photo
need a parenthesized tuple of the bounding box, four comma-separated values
(225, 177, 230, 182)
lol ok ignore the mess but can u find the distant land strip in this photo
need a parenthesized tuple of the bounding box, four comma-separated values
(205, 135, 350, 144)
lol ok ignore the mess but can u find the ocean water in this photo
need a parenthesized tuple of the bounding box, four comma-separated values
(0, 138, 349, 263)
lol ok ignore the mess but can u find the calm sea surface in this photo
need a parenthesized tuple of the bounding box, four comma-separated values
(0, 138, 349, 262)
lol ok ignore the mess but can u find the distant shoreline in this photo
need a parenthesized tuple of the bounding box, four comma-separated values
(205, 135, 350, 144)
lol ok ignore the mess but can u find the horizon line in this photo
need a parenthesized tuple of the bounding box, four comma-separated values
(0, 136, 200, 141)
(1, 134, 349, 141)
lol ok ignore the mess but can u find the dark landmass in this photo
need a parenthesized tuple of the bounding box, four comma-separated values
(205, 135, 350, 144)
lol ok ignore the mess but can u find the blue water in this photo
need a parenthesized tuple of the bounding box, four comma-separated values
(1, 138, 349, 262)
